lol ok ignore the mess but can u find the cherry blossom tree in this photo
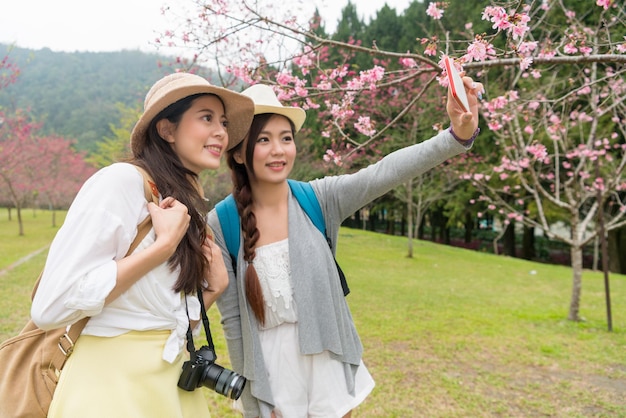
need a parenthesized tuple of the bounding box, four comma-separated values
(34, 136, 96, 227)
(0, 49, 20, 91)
(0, 111, 96, 234)
(0, 111, 41, 234)
(460, 2, 626, 321)
(157, 0, 626, 321)
(466, 65, 626, 321)
(0, 48, 21, 219)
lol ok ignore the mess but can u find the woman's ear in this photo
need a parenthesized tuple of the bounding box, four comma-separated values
(156, 119, 175, 143)
(233, 149, 244, 164)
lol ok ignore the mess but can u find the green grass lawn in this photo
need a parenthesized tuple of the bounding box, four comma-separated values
(1, 209, 625, 417)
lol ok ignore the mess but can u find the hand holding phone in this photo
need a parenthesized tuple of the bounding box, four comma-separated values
(443, 56, 470, 113)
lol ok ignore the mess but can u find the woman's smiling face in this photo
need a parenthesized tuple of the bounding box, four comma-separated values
(249, 114, 296, 185)
(161, 94, 229, 174)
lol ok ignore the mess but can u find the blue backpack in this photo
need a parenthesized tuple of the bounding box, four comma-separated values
(215, 179, 349, 296)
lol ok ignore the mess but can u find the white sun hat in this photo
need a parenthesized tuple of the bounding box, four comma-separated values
(240, 84, 306, 134)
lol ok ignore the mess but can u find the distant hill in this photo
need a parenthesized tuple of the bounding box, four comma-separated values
(0, 44, 184, 152)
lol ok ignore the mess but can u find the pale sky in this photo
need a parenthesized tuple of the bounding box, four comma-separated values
(0, 0, 412, 53)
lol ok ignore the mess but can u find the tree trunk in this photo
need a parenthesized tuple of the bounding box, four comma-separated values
(361, 208, 367, 230)
(503, 222, 516, 257)
(608, 227, 626, 274)
(368, 210, 376, 232)
(464, 212, 473, 243)
(492, 225, 506, 255)
(353, 209, 361, 229)
(428, 212, 436, 242)
(443, 225, 450, 245)
(437, 212, 449, 243)
(522, 225, 535, 260)
(17, 204, 24, 236)
(406, 179, 414, 259)
(567, 245, 584, 321)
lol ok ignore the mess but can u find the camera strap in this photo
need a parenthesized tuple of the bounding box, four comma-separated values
(183, 290, 216, 362)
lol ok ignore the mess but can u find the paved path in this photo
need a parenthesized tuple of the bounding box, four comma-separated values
(0, 245, 49, 277)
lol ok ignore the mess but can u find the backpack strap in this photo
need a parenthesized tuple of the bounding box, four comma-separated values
(215, 194, 240, 269)
(216, 181, 350, 296)
(287, 179, 325, 234)
(215, 183, 322, 267)
(288, 180, 350, 296)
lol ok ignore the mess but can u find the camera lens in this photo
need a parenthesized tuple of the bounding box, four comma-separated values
(201, 363, 247, 400)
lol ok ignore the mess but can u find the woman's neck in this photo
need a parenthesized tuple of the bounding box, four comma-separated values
(250, 181, 289, 210)
(250, 181, 290, 246)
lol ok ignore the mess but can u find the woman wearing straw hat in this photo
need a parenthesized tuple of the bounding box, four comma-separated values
(31, 72, 254, 417)
(207, 79, 484, 417)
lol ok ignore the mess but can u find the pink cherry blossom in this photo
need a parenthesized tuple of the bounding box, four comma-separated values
(424, 43, 438, 56)
(426, 2, 444, 20)
(354, 116, 377, 136)
(465, 39, 497, 62)
(596, 0, 613, 10)
(526, 144, 547, 159)
(519, 57, 533, 71)
(399, 56, 417, 68)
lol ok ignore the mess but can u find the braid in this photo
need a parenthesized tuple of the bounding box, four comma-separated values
(227, 122, 271, 325)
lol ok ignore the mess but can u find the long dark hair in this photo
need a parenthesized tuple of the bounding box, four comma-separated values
(226, 113, 296, 324)
(132, 93, 218, 294)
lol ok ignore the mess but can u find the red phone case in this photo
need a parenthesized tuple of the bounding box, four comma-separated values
(444, 56, 469, 112)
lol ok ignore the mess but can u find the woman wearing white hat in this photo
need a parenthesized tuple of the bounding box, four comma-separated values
(31, 72, 254, 417)
(207, 79, 483, 417)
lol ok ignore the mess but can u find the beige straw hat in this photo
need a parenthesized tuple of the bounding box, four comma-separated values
(240, 84, 306, 133)
(130, 72, 254, 155)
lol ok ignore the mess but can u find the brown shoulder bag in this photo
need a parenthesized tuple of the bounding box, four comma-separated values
(0, 166, 159, 418)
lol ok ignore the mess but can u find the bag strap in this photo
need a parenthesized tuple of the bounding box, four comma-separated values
(41, 165, 160, 373)
(129, 165, 160, 254)
(30, 165, 158, 300)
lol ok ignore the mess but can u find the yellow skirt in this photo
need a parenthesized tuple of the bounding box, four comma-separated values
(48, 330, 211, 418)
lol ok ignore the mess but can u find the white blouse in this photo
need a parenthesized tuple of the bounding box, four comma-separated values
(254, 239, 298, 329)
(30, 162, 201, 363)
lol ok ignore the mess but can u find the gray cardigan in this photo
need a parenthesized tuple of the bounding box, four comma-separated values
(207, 129, 470, 417)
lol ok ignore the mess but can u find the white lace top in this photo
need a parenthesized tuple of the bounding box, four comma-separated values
(254, 238, 298, 329)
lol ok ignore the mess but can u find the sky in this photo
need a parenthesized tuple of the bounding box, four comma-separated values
(0, 0, 412, 53)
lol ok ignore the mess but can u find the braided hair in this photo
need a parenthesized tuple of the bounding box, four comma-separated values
(226, 113, 296, 325)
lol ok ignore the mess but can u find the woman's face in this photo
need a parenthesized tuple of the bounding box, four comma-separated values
(247, 114, 296, 186)
(162, 95, 228, 174)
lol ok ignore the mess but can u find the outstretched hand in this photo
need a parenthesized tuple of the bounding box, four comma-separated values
(447, 75, 484, 140)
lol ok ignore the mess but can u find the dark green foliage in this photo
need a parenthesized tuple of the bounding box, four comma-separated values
(0, 44, 177, 152)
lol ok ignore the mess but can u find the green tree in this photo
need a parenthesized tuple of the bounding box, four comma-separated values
(87, 103, 140, 168)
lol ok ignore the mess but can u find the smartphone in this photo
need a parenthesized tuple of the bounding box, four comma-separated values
(443, 56, 470, 113)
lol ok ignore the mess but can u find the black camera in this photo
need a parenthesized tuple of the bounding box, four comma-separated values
(177, 345, 246, 400)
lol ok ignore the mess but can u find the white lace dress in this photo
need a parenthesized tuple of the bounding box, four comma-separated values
(254, 238, 298, 329)
(253, 239, 375, 417)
